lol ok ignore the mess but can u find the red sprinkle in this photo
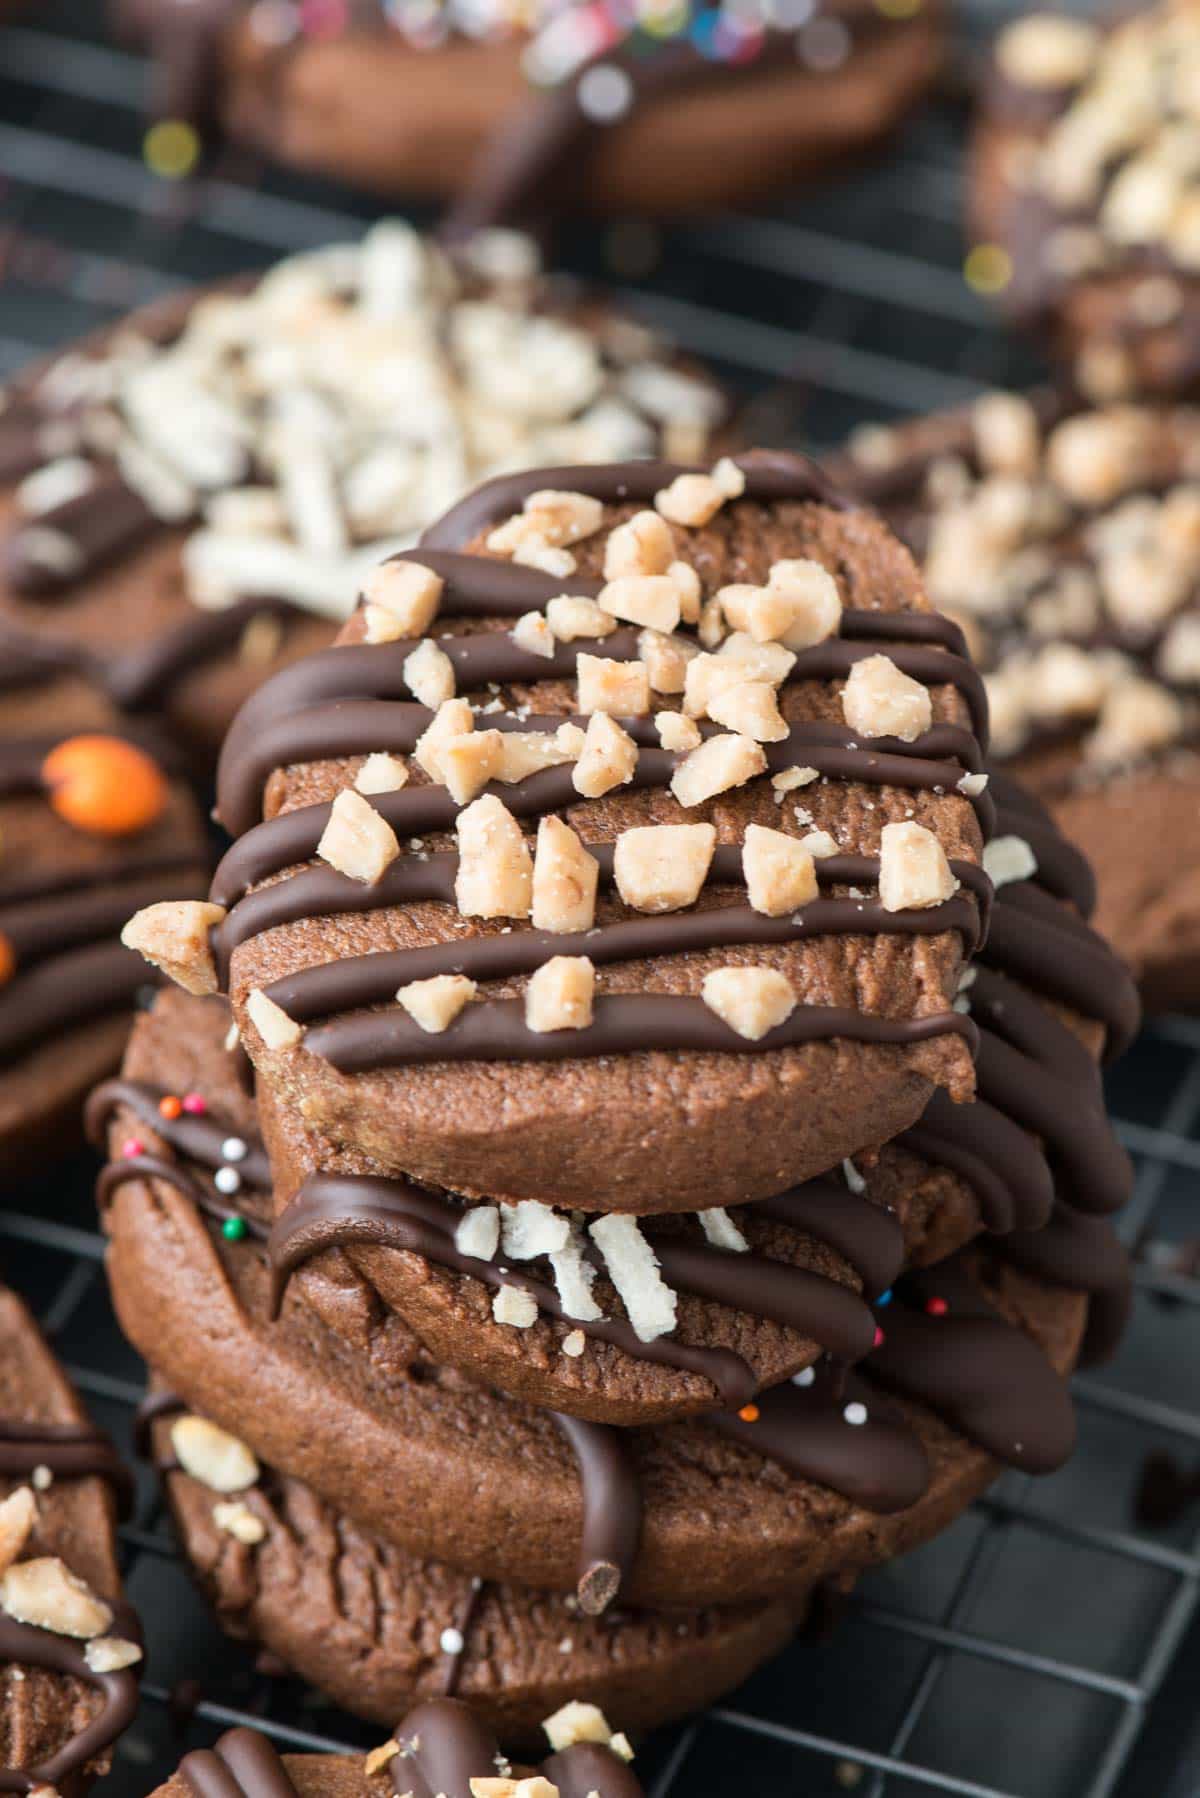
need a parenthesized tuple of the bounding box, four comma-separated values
(925, 1296, 948, 1317)
(873, 1325, 885, 1349)
(121, 1138, 145, 1159)
(181, 1093, 207, 1115)
(738, 1404, 760, 1423)
(158, 1095, 183, 1120)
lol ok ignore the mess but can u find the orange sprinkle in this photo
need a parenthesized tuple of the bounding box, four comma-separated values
(42, 735, 169, 838)
(158, 1095, 183, 1120)
(738, 1404, 760, 1423)
(0, 932, 15, 988)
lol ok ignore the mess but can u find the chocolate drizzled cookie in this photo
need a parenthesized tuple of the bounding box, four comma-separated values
(128, 452, 990, 1212)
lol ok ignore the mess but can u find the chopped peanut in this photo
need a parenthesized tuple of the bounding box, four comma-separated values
(670, 733, 766, 808)
(246, 988, 304, 1050)
(743, 824, 818, 916)
(443, 729, 505, 805)
(397, 974, 477, 1033)
(415, 697, 476, 784)
(0, 1489, 36, 1578)
(878, 821, 959, 911)
(498, 726, 581, 784)
(362, 559, 443, 637)
(702, 967, 796, 1040)
(706, 680, 788, 742)
(492, 1285, 539, 1328)
(842, 654, 932, 742)
(597, 575, 681, 635)
(355, 753, 409, 795)
(613, 823, 715, 912)
(121, 900, 226, 996)
(171, 1415, 259, 1493)
(545, 595, 616, 642)
(576, 654, 651, 717)
(670, 559, 702, 624)
(316, 788, 400, 884)
(603, 509, 674, 579)
(455, 794, 533, 919)
(655, 472, 725, 527)
(404, 638, 455, 708)
(511, 611, 557, 660)
(639, 628, 698, 695)
(762, 559, 843, 649)
(525, 956, 595, 1032)
(542, 1701, 617, 1754)
(572, 712, 639, 798)
(532, 816, 599, 933)
(0, 1557, 112, 1640)
(655, 711, 702, 752)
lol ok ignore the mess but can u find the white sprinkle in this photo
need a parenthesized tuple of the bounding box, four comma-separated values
(577, 62, 634, 122)
(792, 1367, 816, 1388)
(842, 1158, 866, 1195)
(439, 1627, 465, 1656)
(214, 1167, 242, 1196)
(221, 1137, 248, 1163)
(843, 1402, 869, 1427)
(31, 1465, 52, 1492)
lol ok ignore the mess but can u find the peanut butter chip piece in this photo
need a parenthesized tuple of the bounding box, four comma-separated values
(532, 815, 599, 933)
(670, 733, 766, 808)
(613, 823, 715, 912)
(404, 638, 456, 709)
(443, 729, 505, 805)
(743, 824, 819, 916)
(0, 1489, 36, 1577)
(171, 1415, 259, 1493)
(878, 821, 959, 912)
(545, 596, 616, 642)
(0, 1558, 113, 1640)
(598, 575, 682, 635)
(121, 900, 226, 996)
(603, 508, 674, 579)
(576, 654, 651, 717)
(573, 712, 638, 798)
(542, 1700, 617, 1753)
(701, 966, 796, 1040)
(362, 559, 444, 637)
(842, 655, 932, 741)
(246, 987, 305, 1050)
(84, 1637, 143, 1673)
(355, 753, 409, 795)
(415, 698, 476, 784)
(397, 973, 477, 1033)
(982, 835, 1038, 889)
(317, 788, 400, 884)
(455, 795, 533, 919)
(492, 1285, 539, 1329)
(525, 956, 595, 1032)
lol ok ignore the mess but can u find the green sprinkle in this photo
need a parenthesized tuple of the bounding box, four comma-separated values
(221, 1216, 247, 1242)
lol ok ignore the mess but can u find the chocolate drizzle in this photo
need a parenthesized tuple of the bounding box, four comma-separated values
(549, 1414, 642, 1615)
(180, 1727, 301, 1798)
(0, 1420, 133, 1519)
(392, 1697, 642, 1798)
(0, 1599, 142, 1796)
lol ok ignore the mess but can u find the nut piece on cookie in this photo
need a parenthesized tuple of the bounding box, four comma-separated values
(546, 595, 616, 642)
(532, 816, 599, 933)
(397, 973, 477, 1033)
(511, 611, 557, 660)
(972, 392, 1041, 477)
(573, 712, 639, 798)
(656, 711, 702, 752)
(670, 733, 766, 807)
(982, 834, 1038, 889)
(613, 823, 715, 912)
(604, 509, 674, 579)
(842, 655, 932, 741)
(489, 489, 605, 553)
(721, 559, 842, 649)
(587, 1214, 677, 1342)
(995, 12, 1098, 88)
(654, 471, 727, 527)
(542, 1699, 619, 1754)
(443, 729, 505, 804)
(0, 1488, 36, 1577)
(706, 680, 788, 742)
(171, 1416, 259, 1493)
(84, 1636, 144, 1672)
(456, 795, 533, 919)
(246, 988, 305, 1050)
(492, 1285, 539, 1328)
(1087, 677, 1183, 766)
(577, 654, 651, 717)
(701, 966, 796, 1040)
(415, 699, 476, 784)
(404, 639, 456, 708)
(639, 628, 699, 695)
(599, 575, 682, 635)
(212, 1500, 267, 1546)
(355, 752, 409, 795)
(525, 956, 595, 1032)
(317, 789, 400, 884)
(362, 559, 443, 641)
(456, 1205, 500, 1261)
(0, 1557, 112, 1639)
(878, 821, 959, 912)
(121, 900, 226, 996)
(499, 725, 584, 784)
(743, 824, 819, 916)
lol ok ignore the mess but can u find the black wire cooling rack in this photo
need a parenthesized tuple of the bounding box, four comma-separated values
(4, 3, 1200, 1794)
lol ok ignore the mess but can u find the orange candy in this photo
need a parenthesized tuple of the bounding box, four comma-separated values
(738, 1404, 760, 1423)
(0, 932, 15, 988)
(41, 735, 169, 838)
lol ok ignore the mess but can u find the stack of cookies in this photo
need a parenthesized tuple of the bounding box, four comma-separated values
(103, 451, 1138, 1765)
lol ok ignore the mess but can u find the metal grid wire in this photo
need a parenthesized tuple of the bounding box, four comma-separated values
(3, 2, 1200, 1793)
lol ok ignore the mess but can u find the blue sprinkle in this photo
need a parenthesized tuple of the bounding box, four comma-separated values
(875, 1289, 893, 1308)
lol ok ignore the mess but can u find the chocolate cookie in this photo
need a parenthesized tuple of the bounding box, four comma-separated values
(0, 1279, 142, 1793)
(0, 224, 723, 765)
(156, 1707, 645, 1798)
(837, 389, 1200, 1004)
(149, 1402, 793, 1739)
(0, 714, 208, 1175)
(971, 3, 1200, 401)
(140, 453, 990, 1216)
(97, 1060, 1111, 1611)
(118, 0, 944, 220)
(243, 764, 1135, 1422)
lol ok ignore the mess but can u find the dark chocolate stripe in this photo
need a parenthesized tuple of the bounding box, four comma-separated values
(0, 1420, 134, 1518)
(85, 1078, 271, 1192)
(0, 1600, 142, 1795)
(900, 1090, 1054, 1235)
(301, 992, 976, 1074)
(392, 1696, 643, 1798)
(260, 882, 984, 1030)
(96, 1151, 268, 1244)
(984, 881, 1139, 1059)
(181, 1729, 300, 1798)
(549, 1414, 642, 1615)
(753, 1177, 905, 1300)
(993, 783, 1096, 916)
(4, 469, 158, 597)
(1000, 1203, 1132, 1368)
